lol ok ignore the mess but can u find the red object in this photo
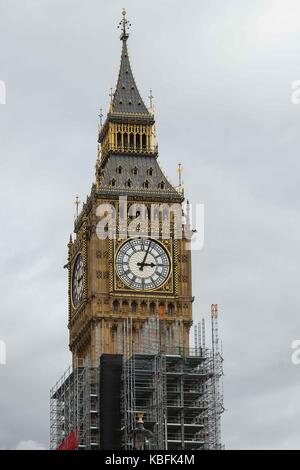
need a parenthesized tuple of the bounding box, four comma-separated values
(57, 431, 77, 451)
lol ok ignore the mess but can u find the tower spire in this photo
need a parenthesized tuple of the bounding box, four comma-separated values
(111, 10, 150, 115)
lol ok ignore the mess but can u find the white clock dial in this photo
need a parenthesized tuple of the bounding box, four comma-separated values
(115, 238, 170, 291)
(72, 254, 84, 308)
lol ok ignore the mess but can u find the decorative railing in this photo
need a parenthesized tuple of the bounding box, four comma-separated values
(101, 143, 158, 155)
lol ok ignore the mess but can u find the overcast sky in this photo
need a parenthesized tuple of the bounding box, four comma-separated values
(1, 0, 300, 450)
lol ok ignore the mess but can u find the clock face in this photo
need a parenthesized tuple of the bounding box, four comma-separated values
(115, 238, 171, 291)
(72, 254, 84, 308)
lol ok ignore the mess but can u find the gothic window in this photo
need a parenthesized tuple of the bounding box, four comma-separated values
(159, 181, 165, 190)
(147, 167, 153, 176)
(167, 303, 175, 315)
(117, 132, 122, 147)
(143, 180, 150, 189)
(123, 133, 128, 148)
(136, 134, 141, 149)
(150, 302, 156, 315)
(132, 166, 138, 175)
(129, 133, 134, 148)
(127, 179, 132, 188)
(142, 134, 147, 149)
(117, 166, 122, 174)
(111, 178, 116, 187)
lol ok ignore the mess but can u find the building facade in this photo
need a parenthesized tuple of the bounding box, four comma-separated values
(50, 10, 224, 451)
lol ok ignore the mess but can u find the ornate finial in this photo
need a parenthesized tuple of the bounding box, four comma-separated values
(109, 87, 114, 103)
(74, 196, 81, 218)
(177, 162, 184, 195)
(148, 90, 154, 108)
(98, 108, 103, 127)
(118, 8, 131, 41)
(148, 89, 154, 112)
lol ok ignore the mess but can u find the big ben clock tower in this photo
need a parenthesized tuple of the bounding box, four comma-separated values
(67, 10, 193, 367)
(51, 10, 224, 451)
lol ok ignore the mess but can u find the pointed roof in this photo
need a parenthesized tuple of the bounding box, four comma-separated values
(111, 10, 150, 116)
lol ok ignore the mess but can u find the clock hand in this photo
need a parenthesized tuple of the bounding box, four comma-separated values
(139, 240, 152, 271)
(137, 262, 167, 268)
(137, 262, 156, 268)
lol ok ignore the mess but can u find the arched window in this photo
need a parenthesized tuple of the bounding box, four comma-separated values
(147, 167, 153, 176)
(117, 166, 122, 174)
(168, 303, 175, 315)
(142, 134, 147, 149)
(143, 180, 150, 189)
(150, 302, 156, 315)
(141, 301, 147, 313)
(111, 178, 116, 187)
(132, 167, 138, 176)
(129, 133, 134, 148)
(117, 132, 122, 148)
(112, 300, 119, 313)
(136, 134, 141, 149)
(127, 179, 132, 188)
(131, 301, 137, 314)
(123, 133, 128, 148)
(159, 181, 165, 190)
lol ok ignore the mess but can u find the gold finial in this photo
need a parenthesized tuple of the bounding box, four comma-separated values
(177, 162, 184, 195)
(74, 196, 81, 218)
(118, 8, 131, 40)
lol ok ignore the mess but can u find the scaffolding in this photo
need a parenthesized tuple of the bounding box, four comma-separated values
(121, 306, 224, 450)
(50, 307, 224, 450)
(50, 359, 99, 450)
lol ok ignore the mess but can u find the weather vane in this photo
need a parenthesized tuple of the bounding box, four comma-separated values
(118, 8, 131, 40)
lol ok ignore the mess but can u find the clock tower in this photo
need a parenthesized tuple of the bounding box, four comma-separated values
(67, 10, 193, 367)
(51, 11, 224, 451)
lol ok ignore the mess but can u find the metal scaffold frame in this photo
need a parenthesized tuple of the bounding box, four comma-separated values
(50, 306, 224, 451)
(50, 359, 100, 450)
(121, 308, 224, 451)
